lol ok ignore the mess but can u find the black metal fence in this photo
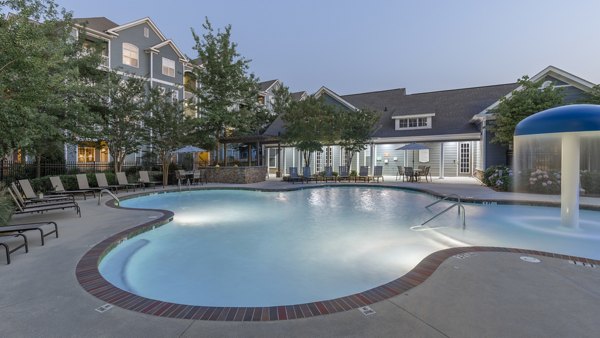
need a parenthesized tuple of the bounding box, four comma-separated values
(0, 160, 162, 184)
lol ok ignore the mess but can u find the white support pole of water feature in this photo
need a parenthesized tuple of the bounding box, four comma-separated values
(561, 134, 580, 228)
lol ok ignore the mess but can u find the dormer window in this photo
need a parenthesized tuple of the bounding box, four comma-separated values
(392, 113, 434, 130)
(122, 43, 139, 68)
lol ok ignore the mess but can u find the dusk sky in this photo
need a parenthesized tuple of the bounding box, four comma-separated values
(56, 0, 600, 95)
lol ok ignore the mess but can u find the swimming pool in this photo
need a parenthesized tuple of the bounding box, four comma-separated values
(98, 187, 600, 308)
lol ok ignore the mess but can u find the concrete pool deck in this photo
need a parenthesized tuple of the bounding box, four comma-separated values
(2, 179, 600, 337)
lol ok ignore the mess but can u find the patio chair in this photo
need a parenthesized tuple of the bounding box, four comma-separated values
(116, 172, 143, 192)
(95, 173, 122, 193)
(338, 166, 350, 182)
(302, 166, 316, 183)
(0, 221, 58, 246)
(10, 183, 74, 208)
(76, 174, 105, 194)
(373, 166, 384, 182)
(422, 166, 432, 182)
(322, 166, 336, 183)
(192, 170, 207, 185)
(355, 166, 370, 183)
(404, 167, 415, 182)
(49, 176, 95, 200)
(17, 179, 74, 204)
(175, 169, 191, 186)
(139, 171, 162, 189)
(7, 187, 80, 217)
(10, 180, 75, 205)
(0, 233, 28, 264)
(288, 167, 302, 184)
(396, 166, 405, 181)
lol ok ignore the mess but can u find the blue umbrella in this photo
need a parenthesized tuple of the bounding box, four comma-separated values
(395, 143, 428, 167)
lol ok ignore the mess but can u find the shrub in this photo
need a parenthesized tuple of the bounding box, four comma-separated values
(581, 170, 600, 196)
(483, 165, 512, 191)
(0, 184, 14, 225)
(527, 168, 561, 194)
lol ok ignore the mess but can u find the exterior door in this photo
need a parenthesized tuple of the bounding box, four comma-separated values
(459, 142, 471, 174)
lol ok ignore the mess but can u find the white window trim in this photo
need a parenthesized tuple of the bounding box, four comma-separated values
(393, 113, 434, 131)
(122, 43, 139, 68)
(162, 57, 175, 77)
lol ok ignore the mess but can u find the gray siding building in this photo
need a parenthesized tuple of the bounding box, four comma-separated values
(68, 17, 197, 164)
(263, 66, 595, 179)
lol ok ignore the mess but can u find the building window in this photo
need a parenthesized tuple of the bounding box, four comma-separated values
(78, 146, 96, 163)
(122, 43, 139, 68)
(162, 57, 175, 77)
(315, 151, 322, 172)
(394, 114, 433, 130)
(171, 90, 179, 103)
(258, 95, 265, 105)
(326, 146, 332, 167)
(144, 27, 149, 38)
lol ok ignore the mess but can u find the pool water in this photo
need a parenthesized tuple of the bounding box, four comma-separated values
(99, 187, 600, 307)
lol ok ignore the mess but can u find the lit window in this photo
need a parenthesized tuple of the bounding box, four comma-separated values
(162, 57, 175, 77)
(122, 43, 139, 68)
(78, 146, 96, 163)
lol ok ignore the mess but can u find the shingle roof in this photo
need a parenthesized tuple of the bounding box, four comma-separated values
(258, 79, 278, 92)
(263, 83, 519, 140)
(342, 83, 519, 139)
(291, 91, 308, 101)
(73, 17, 118, 32)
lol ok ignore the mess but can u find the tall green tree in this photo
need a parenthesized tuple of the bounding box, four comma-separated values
(144, 88, 190, 186)
(191, 17, 261, 163)
(282, 96, 336, 166)
(337, 108, 380, 169)
(269, 82, 292, 126)
(490, 76, 564, 146)
(84, 71, 148, 172)
(0, 0, 99, 165)
(581, 84, 600, 105)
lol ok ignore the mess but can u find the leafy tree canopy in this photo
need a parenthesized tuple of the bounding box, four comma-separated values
(282, 96, 378, 166)
(85, 71, 148, 172)
(490, 76, 564, 146)
(580, 84, 600, 105)
(144, 87, 190, 185)
(191, 17, 263, 162)
(0, 0, 100, 160)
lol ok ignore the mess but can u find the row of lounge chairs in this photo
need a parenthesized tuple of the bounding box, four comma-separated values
(0, 221, 59, 264)
(287, 166, 385, 184)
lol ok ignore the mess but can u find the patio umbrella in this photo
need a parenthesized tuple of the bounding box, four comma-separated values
(395, 143, 429, 168)
(174, 145, 205, 154)
(173, 145, 206, 169)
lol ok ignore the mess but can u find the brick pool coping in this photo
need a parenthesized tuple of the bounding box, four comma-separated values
(76, 186, 600, 321)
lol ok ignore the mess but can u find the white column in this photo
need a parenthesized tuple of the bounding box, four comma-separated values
(371, 143, 376, 175)
(561, 134, 580, 228)
(439, 142, 445, 179)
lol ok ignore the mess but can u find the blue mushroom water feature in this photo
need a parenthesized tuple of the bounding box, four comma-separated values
(514, 104, 600, 228)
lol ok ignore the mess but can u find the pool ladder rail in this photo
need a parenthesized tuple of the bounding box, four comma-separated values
(410, 194, 466, 231)
(98, 189, 120, 206)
